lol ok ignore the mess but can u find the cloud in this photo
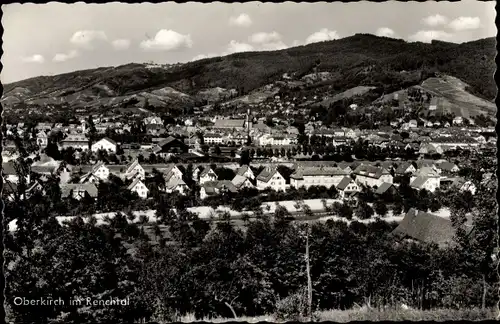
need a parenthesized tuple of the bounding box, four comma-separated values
(249, 31, 282, 44)
(422, 14, 449, 27)
(305, 28, 340, 44)
(70, 30, 108, 49)
(53, 50, 79, 62)
(112, 39, 131, 50)
(448, 17, 481, 31)
(224, 40, 254, 55)
(22, 54, 45, 63)
(229, 13, 252, 27)
(192, 53, 218, 61)
(292, 40, 302, 47)
(408, 30, 453, 43)
(375, 27, 395, 38)
(140, 29, 193, 51)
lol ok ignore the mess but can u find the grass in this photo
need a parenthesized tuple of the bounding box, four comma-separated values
(174, 308, 498, 322)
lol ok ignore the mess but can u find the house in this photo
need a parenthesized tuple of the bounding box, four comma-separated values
(408, 120, 418, 128)
(395, 162, 416, 176)
(145, 124, 166, 136)
(410, 176, 440, 193)
(143, 116, 163, 125)
(452, 178, 477, 195)
(127, 178, 149, 199)
(200, 180, 238, 200)
(353, 164, 393, 188)
(152, 136, 189, 157)
(60, 183, 98, 201)
(231, 175, 254, 190)
(60, 134, 89, 151)
(125, 159, 145, 181)
(290, 166, 348, 189)
(375, 182, 398, 196)
(204, 133, 224, 145)
(36, 131, 48, 148)
(236, 165, 255, 180)
(256, 167, 286, 192)
(336, 176, 360, 200)
(452, 116, 463, 125)
(199, 167, 218, 184)
(165, 176, 189, 195)
(91, 137, 117, 153)
(391, 208, 471, 247)
(437, 161, 460, 173)
(161, 164, 184, 180)
(80, 161, 110, 183)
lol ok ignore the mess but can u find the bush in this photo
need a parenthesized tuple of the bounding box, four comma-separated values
(275, 288, 309, 321)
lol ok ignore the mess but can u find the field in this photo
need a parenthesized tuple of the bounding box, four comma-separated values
(421, 76, 496, 118)
(174, 308, 498, 322)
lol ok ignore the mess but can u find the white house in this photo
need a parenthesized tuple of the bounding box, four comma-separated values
(290, 166, 348, 189)
(165, 176, 189, 195)
(199, 167, 218, 184)
(256, 167, 286, 192)
(162, 164, 183, 180)
(128, 179, 149, 199)
(125, 159, 145, 181)
(336, 176, 360, 200)
(353, 164, 393, 188)
(60, 134, 89, 151)
(410, 176, 440, 193)
(395, 162, 416, 175)
(204, 133, 224, 145)
(80, 161, 109, 183)
(236, 165, 255, 180)
(453, 117, 464, 125)
(231, 175, 254, 190)
(91, 137, 117, 153)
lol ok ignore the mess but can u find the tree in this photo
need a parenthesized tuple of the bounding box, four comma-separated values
(373, 200, 388, 217)
(355, 202, 374, 220)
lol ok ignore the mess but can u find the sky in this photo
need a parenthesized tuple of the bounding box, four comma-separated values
(1, 1, 496, 84)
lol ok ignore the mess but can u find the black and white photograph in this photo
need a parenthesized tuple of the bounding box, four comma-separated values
(1, 1, 498, 322)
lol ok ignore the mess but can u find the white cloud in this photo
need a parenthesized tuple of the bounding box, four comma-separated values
(229, 13, 253, 27)
(422, 14, 449, 27)
(260, 41, 288, 51)
(22, 54, 45, 63)
(408, 30, 453, 43)
(192, 53, 218, 61)
(249, 31, 282, 44)
(305, 28, 340, 44)
(375, 27, 395, 38)
(140, 29, 193, 51)
(448, 17, 481, 31)
(112, 39, 131, 50)
(224, 40, 254, 55)
(70, 30, 108, 49)
(53, 50, 79, 62)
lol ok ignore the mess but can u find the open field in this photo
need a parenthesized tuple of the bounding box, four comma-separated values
(174, 308, 498, 322)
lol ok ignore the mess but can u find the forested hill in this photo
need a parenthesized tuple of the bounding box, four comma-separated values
(2, 34, 496, 111)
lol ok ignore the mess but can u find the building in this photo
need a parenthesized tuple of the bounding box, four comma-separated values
(165, 176, 189, 195)
(353, 164, 393, 188)
(200, 180, 238, 200)
(231, 175, 254, 190)
(452, 178, 477, 195)
(375, 182, 398, 196)
(290, 166, 348, 189)
(60, 183, 98, 201)
(336, 176, 360, 200)
(395, 162, 416, 176)
(199, 167, 218, 184)
(80, 161, 110, 183)
(391, 208, 471, 248)
(36, 131, 48, 148)
(256, 167, 286, 192)
(162, 164, 184, 180)
(127, 179, 149, 199)
(60, 134, 89, 151)
(91, 137, 117, 153)
(213, 119, 247, 130)
(204, 133, 224, 145)
(125, 159, 146, 181)
(410, 176, 440, 193)
(152, 136, 189, 157)
(143, 116, 163, 125)
(437, 161, 460, 173)
(236, 165, 255, 180)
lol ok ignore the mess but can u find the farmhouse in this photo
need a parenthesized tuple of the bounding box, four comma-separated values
(336, 176, 360, 200)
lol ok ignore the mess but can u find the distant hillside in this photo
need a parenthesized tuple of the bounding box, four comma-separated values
(2, 34, 496, 113)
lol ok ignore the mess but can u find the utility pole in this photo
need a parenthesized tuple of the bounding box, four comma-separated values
(305, 222, 312, 321)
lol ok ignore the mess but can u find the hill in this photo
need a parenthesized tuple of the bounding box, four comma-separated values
(2, 34, 496, 114)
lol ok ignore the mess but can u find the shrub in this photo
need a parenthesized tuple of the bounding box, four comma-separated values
(275, 288, 309, 321)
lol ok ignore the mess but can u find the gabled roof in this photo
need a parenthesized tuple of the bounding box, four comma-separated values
(438, 161, 458, 172)
(391, 208, 456, 247)
(410, 176, 430, 189)
(165, 176, 187, 190)
(60, 183, 98, 198)
(91, 161, 107, 173)
(395, 162, 414, 174)
(236, 165, 252, 176)
(200, 167, 216, 178)
(202, 180, 238, 193)
(256, 167, 279, 183)
(126, 159, 142, 174)
(291, 166, 347, 180)
(127, 178, 148, 191)
(336, 176, 354, 190)
(95, 137, 117, 146)
(232, 174, 251, 188)
(376, 182, 395, 195)
(214, 119, 246, 128)
(353, 164, 389, 179)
